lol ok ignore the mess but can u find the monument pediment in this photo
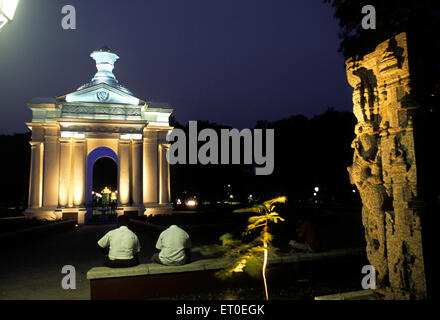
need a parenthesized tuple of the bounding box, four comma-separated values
(60, 83, 142, 106)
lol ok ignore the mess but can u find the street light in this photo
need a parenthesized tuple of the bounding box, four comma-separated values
(0, 0, 19, 31)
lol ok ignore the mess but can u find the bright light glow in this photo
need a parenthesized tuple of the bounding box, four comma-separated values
(229, 195, 234, 199)
(101, 187, 111, 194)
(313, 192, 317, 196)
(186, 199, 197, 207)
(233, 259, 247, 273)
(352, 189, 356, 193)
(110, 192, 117, 201)
(262, 242, 269, 300)
(0, 0, 19, 19)
(0, 0, 19, 30)
(61, 131, 85, 139)
(120, 133, 142, 140)
(314, 187, 319, 192)
(147, 121, 170, 127)
(176, 198, 182, 205)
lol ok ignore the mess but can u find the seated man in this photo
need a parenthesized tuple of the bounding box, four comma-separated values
(151, 224, 191, 266)
(288, 218, 320, 253)
(97, 215, 141, 268)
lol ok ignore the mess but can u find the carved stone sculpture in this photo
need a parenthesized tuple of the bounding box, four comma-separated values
(346, 33, 427, 299)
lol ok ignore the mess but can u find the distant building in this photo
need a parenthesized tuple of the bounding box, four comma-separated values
(25, 47, 173, 224)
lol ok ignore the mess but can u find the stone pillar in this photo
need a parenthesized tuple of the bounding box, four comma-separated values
(28, 142, 44, 208)
(58, 138, 72, 207)
(131, 140, 143, 206)
(346, 32, 427, 299)
(143, 132, 158, 205)
(159, 143, 171, 204)
(42, 135, 60, 209)
(118, 140, 131, 206)
(72, 140, 86, 207)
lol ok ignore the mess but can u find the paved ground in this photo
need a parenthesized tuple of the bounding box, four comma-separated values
(0, 209, 365, 300)
(0, 224, 157, 300)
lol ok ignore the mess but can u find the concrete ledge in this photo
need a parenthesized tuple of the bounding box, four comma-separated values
(315, 289, 376, 300)
(87, 247, 365, 300)
(87, 247, 364, 280)
(87, 257, 234, 280)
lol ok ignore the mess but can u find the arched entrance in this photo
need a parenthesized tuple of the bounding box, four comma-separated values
(86, 147, 119, 223)
(24, 48, 174, 223)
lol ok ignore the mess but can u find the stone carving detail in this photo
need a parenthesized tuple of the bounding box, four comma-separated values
(346, 33, 427, 299)
(62, 105, 141, 117)
(96, 91, 110, 102)
(61, 125, 143, 134)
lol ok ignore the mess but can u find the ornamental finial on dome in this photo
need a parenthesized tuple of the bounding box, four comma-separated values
(76, 48, 133, 95)
(90, 47, 119, 83)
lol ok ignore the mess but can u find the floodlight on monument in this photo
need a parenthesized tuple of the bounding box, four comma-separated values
(0, 0, 19, 31)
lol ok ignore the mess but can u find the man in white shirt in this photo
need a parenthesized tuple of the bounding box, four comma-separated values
(97, 215, 141, 268)
(151, 225, 191, 266)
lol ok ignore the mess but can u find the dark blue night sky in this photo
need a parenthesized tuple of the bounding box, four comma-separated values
(0, 0, 352, 134)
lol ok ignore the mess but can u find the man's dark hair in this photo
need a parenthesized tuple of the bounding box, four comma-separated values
(118, 215, 130, 227)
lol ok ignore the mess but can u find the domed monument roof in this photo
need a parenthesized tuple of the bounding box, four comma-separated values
(28, 47, 173, 126)
(62, 47, 140, 105)
(77, 46, 133, 95)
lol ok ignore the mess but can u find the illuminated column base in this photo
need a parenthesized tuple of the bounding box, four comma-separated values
(24, 208, 63, 221)
(54, 208, 87, 224)
(144, 203, 172, 217)
(115, 206, 146, 217)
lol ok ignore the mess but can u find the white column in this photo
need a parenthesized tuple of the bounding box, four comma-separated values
(131, 140, 143, 206)
(43, 135, 60, 208)
(143, 134, 158, 205)
(118, 140, 131, 206)
(58, 138, 72, 207)
(28, 142, 44, 208)
(72, 140, 86, 207)
(159, 144, 171, 204)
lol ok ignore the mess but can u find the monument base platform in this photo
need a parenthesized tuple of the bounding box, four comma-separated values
(24, 208, 62, 221)
(25, 207, 87, 224)
(144, 203, 173, 216)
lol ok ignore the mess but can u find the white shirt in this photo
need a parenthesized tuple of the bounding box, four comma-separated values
(98, 226, 141, 260)
(156, 225, 191, 265)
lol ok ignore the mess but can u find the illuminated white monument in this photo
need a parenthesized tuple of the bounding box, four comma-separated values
(24, 47, 173, 224)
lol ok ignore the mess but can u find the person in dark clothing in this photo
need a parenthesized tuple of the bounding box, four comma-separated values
(288, 218, 320, 253)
